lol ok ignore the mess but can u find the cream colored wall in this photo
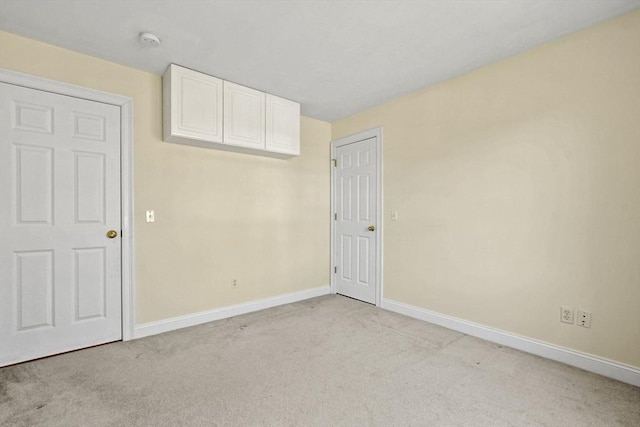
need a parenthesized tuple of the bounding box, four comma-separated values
(0, 31, 331, 324)
(333, 10, 640, 367)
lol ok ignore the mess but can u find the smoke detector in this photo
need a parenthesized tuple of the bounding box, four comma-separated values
(139, 32, 161, 47)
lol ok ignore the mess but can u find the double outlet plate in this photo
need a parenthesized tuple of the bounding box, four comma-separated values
(561, 306, 591, 327)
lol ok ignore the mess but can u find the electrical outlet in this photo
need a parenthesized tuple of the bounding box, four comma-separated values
(577, 310, 591, 328)
(561, 306, 574, 324)
(232, 279, 237, 288)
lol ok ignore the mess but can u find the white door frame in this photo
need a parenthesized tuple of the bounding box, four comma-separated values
(330, 127, 383, 306)
(0, 68, 136, 341)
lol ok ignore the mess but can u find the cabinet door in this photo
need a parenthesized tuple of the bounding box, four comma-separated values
(266, 94, 300, 156)
(223, 81, 265, 150)
(163, 64, 223, 144)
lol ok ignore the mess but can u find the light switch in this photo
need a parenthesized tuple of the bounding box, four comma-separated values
(391, 210, 398, 221)
(146, 210, 155, 223)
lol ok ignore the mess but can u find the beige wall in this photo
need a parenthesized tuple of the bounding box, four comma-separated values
(0, 31, 331, 323)
(333, 10, 640, 367)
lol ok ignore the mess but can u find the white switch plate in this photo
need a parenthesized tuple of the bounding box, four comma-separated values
(146, 210, 155, 223)
(391, 210, 398, 221)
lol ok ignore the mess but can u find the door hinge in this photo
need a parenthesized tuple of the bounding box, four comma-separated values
(332, 159, 337, 167)
(334, 213, 337, 220)
(334, 266, 337, 274)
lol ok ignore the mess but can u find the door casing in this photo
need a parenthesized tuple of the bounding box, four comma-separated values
(0, 68, 135, 341)
(330, 127, 383, 306)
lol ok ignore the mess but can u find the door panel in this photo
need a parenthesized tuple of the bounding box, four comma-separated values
(15, 250, 54, 330)
(0, 83, 122, 366)
(335, 137, 377, 304)
(75, 151, 106, 223)
(74, 247, 106, 320)
(15, 144, 54, 224)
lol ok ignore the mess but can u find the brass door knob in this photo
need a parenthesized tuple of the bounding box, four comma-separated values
(106, 230, 118, 239)
(367, 225, 376, 232)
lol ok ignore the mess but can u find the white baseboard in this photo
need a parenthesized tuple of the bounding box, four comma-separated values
(381, 298, 640, 387)
(134, 285, 330, 339)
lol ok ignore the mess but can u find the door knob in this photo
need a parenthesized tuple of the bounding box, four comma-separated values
(367, 225, 375, 232)
(106, 230, 118, 239)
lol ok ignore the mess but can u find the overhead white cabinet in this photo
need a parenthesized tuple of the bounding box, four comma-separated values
(163, 64, 300, 158)
(223, 81, 266, 150)
(266, 94, 300, 156)
(163, 64, 223, 144)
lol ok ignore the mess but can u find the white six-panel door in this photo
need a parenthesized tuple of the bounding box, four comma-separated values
(334, 137, 378, 304)
(0, 83, 122, 366)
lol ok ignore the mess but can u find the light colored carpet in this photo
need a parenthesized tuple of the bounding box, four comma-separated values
(1, 295, 638, 426)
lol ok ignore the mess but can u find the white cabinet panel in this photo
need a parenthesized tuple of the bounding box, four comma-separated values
(163, 64, 300, 158)
(266, 94, 300, 156)
(223, 81, 265, 150)
(163, 64, 223, 144)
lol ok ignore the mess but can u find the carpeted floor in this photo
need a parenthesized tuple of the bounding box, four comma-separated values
(1, 295, 639, 426)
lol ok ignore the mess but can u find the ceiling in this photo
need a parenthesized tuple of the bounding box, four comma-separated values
(0, 0, 638, 122)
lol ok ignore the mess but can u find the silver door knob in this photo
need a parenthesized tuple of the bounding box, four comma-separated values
(367, 225, 375, 232)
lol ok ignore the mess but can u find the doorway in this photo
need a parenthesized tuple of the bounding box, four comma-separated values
(330, 128, 382, 305)
(0, 69, 134, 365)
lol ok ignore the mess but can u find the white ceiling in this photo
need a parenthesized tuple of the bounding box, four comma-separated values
(0, 0, 638, 121)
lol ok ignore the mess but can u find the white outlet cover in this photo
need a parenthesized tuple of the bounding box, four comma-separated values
(560, 306, 574, 324)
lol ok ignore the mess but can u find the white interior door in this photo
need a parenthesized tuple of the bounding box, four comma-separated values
(0, 82, 122, 366)
(334, 136, 379, 304)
